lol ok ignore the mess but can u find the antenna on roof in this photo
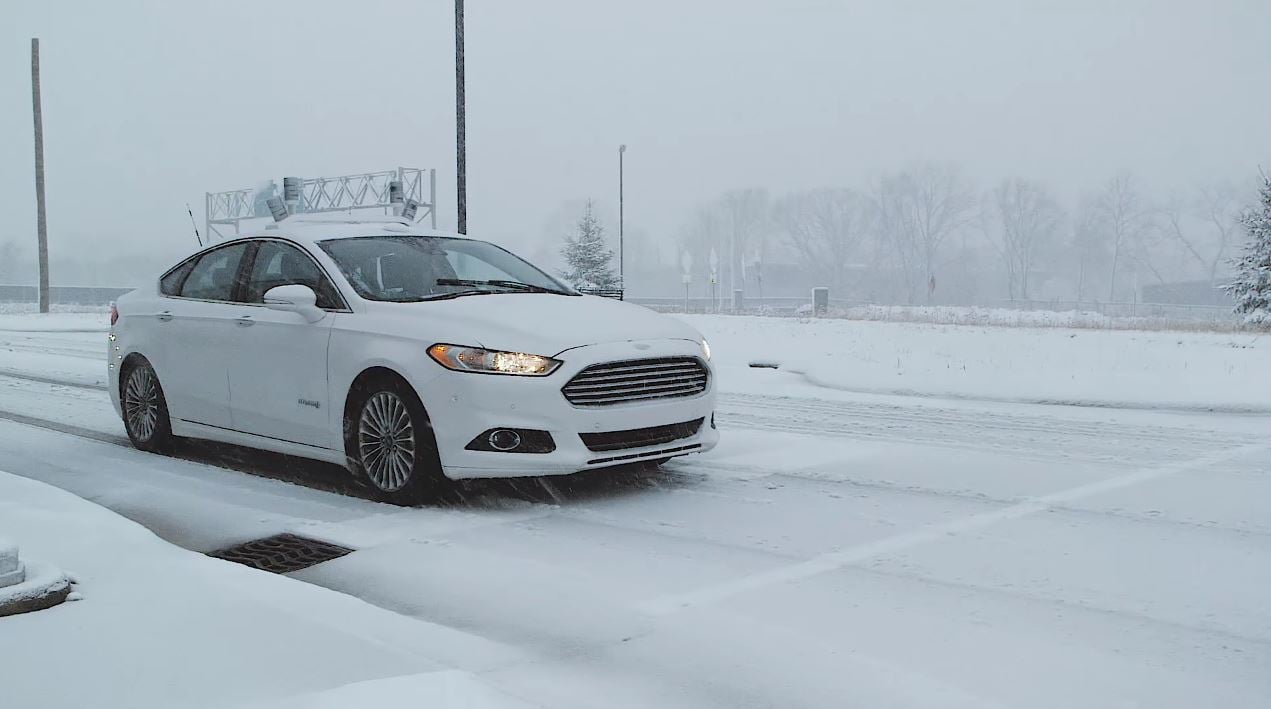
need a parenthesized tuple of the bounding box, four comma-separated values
(186, 203, 203, 247)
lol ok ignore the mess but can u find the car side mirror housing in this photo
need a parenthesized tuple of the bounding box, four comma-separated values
(263, 284, 325, 323)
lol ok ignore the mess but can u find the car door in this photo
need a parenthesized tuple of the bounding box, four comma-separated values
(156, 241, 251, 430)
(226, 239, 340, 448)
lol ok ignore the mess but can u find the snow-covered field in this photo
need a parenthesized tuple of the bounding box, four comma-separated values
(686, 314, 1270, 412)
(1, 311, 1269, 708)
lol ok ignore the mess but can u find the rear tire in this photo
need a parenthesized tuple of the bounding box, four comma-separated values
(345, 375, 446, 505)
(120, 358, 174, 454)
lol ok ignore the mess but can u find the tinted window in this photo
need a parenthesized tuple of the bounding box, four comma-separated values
(160, 258, 197, 296)
(244, 241, 341, 309)
(179, 243, 250, 301)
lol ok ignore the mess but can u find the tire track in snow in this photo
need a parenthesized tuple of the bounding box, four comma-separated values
(0, 368, 107, 391)
(716, 392, 1256, 465)
(640, 440, 1271, 615)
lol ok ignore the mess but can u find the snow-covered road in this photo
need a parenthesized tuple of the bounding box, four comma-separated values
(1, 315, 1268, 708)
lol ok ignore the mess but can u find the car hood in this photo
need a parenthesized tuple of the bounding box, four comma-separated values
(368, 293, 703, 355)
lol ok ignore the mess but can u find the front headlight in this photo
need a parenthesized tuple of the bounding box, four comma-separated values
(428, 344, 562, 376)
(701, 339, 712, 361)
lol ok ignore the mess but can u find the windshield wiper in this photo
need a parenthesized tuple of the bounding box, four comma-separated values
(419, 288, 502, 301)
(436, 278, 571, 295)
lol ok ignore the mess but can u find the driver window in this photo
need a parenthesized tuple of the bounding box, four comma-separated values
(244, 241, 341, 309)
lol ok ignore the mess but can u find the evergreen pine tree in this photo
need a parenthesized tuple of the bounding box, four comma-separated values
(1225, 177, 1271, 326)
(560, 200, 618, 289)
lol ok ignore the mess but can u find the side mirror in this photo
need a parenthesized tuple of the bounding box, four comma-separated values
(263, 284, 325, 323)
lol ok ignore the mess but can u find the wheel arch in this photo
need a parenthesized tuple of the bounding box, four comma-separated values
(341, 366, 438, 458)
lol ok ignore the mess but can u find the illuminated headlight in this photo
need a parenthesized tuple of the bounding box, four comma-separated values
(428, 344, 561, 376)
(701, 339, 712, 361)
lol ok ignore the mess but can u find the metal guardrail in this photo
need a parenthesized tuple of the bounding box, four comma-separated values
(0, 285, 132, 305)
(628, 296, 1239, 323)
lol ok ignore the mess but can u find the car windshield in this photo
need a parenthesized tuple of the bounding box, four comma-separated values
(317, 235, 575, 302)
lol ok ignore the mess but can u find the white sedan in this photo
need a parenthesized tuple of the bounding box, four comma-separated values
(108, 216, 717, 504)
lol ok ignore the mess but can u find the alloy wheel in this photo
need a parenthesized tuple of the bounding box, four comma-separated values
(357, 391, 417, 492)
(123, 366, 160, 442)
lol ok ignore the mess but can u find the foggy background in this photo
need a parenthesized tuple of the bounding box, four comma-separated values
(3, 0, 1269, 304)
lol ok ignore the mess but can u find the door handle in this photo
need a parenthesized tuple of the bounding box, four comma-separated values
(156, 311, 172, 322)
(236, 315, 255, 327)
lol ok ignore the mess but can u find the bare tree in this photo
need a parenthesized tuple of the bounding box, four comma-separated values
(720, 189, 771, 296)
(984, 177, 1063, 300)
(775, 188, 874, 292)
(1069, 198, 1106, 302)
(0, 242, 23, 283)
(1160, 183, 1244, 287)
(674, 203, 728, 291)
(1093, 174, 1152, 301)
(874, 164, 976, 303)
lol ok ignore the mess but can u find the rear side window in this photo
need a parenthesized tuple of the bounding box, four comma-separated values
(179, 243, 250, 301)
(160, 258, 197, 296)
(243, 241, 342, 309)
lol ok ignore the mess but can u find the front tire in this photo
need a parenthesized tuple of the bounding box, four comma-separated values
(346, 377, 446, 505)
(121, 358, 174, 453)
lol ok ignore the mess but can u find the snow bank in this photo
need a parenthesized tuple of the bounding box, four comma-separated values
(0, 470, 524, 709)
(683, 314, 1271, 412)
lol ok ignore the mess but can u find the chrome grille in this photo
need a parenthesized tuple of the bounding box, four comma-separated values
(562, 357, 708, 406)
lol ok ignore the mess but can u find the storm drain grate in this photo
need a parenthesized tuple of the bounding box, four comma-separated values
(208, 533, 352, 574)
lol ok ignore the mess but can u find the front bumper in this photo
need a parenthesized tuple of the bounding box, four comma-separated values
(426, 338, 718, 479)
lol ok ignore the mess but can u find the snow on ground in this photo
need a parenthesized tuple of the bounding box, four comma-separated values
(682, 313, 1271, 412)
(1, 313, 1270, 708)
(0, 470, 535, 709)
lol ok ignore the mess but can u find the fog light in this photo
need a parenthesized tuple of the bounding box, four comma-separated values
(488, 429, 522, 451)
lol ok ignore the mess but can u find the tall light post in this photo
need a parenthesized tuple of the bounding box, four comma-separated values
(31, 38, 49, 314)
(455, 0, 467, 234)
(618, 144, 626, 288)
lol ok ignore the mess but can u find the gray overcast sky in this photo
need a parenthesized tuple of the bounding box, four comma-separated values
(3, 0, 1270, 281)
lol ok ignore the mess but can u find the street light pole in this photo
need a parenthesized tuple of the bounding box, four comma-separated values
(618, 144, 626, 288)
(455, 0, 467, 234)
(30, 38, 49, 314)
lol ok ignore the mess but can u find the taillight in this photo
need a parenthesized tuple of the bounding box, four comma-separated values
(110, 303, 119, 327)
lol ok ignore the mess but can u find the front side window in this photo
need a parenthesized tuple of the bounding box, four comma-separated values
(243, 241, 342, 309)
(317, 236, 574, 302)
(179, 243, 250, 301)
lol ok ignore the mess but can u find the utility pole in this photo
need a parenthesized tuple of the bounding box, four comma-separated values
(454, 0, 467, 234)
(31, 39, 50, 313)
(618, 144, 626, 287)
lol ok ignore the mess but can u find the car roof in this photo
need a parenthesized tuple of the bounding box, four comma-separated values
(235, 215, 467, 246)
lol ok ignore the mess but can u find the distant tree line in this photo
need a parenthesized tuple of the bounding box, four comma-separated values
(671, 164, 1254, 307)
